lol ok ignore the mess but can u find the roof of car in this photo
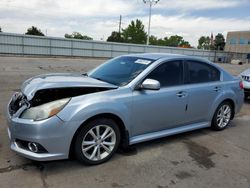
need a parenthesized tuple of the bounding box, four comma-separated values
(124, 53, 207, 62)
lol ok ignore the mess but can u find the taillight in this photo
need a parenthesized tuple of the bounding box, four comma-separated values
(239, 81, 244, 89)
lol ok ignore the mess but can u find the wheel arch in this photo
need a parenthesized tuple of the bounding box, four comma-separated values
(222, 98, 235, 119)
(212, 98, 235, 121)
(69, 113, 129, 158)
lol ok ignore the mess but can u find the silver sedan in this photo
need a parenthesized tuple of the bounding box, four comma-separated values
(240, 68, 250, 99)
(7, 53, 244, 165)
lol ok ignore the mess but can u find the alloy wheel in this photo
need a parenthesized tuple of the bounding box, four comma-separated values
(216, 104, 231, 128)
(81, 125, 116, 161)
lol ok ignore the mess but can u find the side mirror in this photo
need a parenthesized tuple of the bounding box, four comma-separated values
(140, 79, 160, 90)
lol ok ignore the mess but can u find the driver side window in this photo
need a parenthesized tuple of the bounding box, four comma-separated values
(146, 60, 183, 87)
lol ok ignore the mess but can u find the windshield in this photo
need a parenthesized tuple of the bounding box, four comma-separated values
(88, 56, 154, 86)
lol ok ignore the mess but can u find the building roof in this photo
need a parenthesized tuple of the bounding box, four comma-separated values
(227, 31, 250, 34)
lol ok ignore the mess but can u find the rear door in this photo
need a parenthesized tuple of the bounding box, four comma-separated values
(184, 60, 222, 124)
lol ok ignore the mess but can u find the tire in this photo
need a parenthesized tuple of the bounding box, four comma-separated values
(211, 101, 233, 131)
(74, 118, 120, 165)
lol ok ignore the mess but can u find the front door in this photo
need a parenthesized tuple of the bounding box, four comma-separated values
(131, 60, 188, 137)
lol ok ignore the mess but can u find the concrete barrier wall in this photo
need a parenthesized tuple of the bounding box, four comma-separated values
(0, 32, 231, 62)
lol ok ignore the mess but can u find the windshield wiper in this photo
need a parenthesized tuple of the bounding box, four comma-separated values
(82, 73, 88, 76)
(93, 77, 106, 82)
(92, 76, 118, 86)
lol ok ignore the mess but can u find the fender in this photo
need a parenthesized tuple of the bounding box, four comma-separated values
(207, 86, 238, 121)
(57, 91, 132, 134)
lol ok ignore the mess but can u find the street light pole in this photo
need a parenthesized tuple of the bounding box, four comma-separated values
(143, 0, 159, 45)
(147, 2, 152, 46)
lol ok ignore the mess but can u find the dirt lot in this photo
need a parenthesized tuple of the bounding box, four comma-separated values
(0, 56, 250, 188)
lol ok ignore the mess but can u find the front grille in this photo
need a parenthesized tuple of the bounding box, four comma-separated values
(242, 75, 250, 82)
(244, 88, 250, 93)
(9, 92, 28, 116)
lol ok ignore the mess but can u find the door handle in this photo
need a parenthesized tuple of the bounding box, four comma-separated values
(176, 91, 187, 98)
(213, 86, 221, 92)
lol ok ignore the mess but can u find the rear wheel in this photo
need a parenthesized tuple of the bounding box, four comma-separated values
(74, 118, 120, 165)
(212, 101, 232, 131)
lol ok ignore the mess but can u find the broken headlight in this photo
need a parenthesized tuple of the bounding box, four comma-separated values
(20, 98, 70, 121)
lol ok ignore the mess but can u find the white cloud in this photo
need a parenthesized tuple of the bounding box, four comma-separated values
(147, 14, 250, 46)
(156, 0, 245, 10)
(0, 0, 249, 47)
(0, 0, 137, 17)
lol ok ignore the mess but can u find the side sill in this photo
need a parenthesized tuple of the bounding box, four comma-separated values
(129, 122, 210, 145)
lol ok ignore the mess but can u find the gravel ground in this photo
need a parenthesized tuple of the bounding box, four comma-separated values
(0, 56, 250, 188)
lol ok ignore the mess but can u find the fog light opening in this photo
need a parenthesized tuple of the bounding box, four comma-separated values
(28, 142, 38, 153)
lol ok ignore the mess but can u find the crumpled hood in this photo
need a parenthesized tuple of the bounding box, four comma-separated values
(241, 68, 250, 76)
(21, 73, 118, 100)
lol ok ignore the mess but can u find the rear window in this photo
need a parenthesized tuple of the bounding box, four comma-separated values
(186, 61, 220, 84)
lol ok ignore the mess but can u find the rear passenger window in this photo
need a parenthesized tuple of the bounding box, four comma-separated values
(146, 61, 183, 87)
(187, 61, 220, 84)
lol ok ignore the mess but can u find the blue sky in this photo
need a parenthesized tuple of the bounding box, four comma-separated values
(190, 6, 250, 19)
(0, 0, 249, 46)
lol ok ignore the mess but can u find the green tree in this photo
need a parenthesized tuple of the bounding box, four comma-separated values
(157, 38, 167, 46)
(197, 36, 211, 50)
(149, 34, 191, 47)
(25, 26, 44, 36)
(214, 33, 225, 51)
(107, 31, 123, 42)
(179, 40, 191, 48)
(149, 35, 166, 46)
(149, 35, 159, 45)
(122, 19, 147, 44)
(64, 32, 93, 40)
(164, 35, 191, 47)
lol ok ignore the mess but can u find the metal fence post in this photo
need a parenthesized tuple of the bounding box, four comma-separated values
(91, 42, 94, 57)
(21, 35, 24, 56)
(49, 38, 52, 55)
(111, 44, 113, 58)
(214, 50, 217, 63)
(71, 40, 73, 56)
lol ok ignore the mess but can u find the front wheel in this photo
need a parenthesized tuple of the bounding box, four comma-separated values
(212, 102, 233, 131)
(74, 118, 120, 165)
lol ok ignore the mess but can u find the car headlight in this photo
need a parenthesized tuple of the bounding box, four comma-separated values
(20, 98, 70, 121)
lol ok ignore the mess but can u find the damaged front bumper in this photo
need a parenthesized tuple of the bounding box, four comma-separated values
(7, 97, 74, 161)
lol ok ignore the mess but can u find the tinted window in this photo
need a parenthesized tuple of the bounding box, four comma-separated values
(146, 61, 183, 87)
(187, 61, 220, 84)
(89, 56, 154, 86)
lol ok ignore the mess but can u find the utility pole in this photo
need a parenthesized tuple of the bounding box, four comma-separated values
(143, 0, 160, 45)
(119, 15, 122, 34)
